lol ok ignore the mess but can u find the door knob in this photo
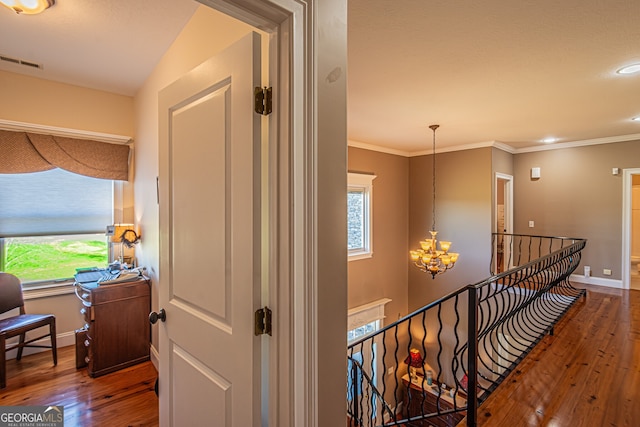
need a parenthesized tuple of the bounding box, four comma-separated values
(149, 309, 166, 324)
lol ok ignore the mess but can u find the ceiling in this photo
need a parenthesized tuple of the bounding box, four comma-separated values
(0, 0, 198, 96)
(1, 0, 639, 154)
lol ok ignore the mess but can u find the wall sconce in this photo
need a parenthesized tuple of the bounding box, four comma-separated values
(0, 0, 55, 15)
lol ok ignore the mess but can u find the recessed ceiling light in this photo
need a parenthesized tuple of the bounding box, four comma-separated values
(633, 117, 640, 122)
(617, 64, 640, 74)
(541, 137, 557, 144)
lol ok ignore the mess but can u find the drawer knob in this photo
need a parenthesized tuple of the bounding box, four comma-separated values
(84, 356, 90, 364)
(149, 309, 166, 324)
(84, 340, 90, 347)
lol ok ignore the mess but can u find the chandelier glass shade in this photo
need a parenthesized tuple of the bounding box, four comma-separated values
(410, 124, 459, 278)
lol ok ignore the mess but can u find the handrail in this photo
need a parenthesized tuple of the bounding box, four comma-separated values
(348, 356, 396, 425)
(346, 234, 587, 427)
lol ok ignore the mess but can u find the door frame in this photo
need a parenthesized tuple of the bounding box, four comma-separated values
(621, 168, 640, 289)
(196, 1, 347, 426)
(494, 172, 513, 272)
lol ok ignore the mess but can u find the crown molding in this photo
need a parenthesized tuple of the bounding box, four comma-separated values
(349, 133, 640, 157)
(348, 139, 412, 157)
(513, 133, 640, 153)
(0, 119, 132, 144)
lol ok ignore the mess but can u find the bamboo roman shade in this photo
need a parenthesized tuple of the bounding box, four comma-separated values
(0, 130, 130, 181)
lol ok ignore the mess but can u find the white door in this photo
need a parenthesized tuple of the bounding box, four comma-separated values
(157, 32, 263, 426)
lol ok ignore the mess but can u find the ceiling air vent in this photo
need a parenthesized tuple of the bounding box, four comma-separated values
(0, 54, 43, 70)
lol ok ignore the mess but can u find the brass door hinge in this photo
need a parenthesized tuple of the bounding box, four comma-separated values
(254, 86, 272, 116)
(254, 306, 272, 336)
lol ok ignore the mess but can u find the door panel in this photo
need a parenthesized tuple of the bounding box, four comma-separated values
(158, 32, 262, 426)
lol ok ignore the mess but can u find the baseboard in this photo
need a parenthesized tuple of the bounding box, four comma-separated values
(570, 274, 623, 289)
(384, 401, 402, 423)
(4, 330, 75, 360)
(150, 344, 159, 371)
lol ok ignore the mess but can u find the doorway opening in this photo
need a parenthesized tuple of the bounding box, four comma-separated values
(622, 168, 640, 290)
(494, 173, 513, 274)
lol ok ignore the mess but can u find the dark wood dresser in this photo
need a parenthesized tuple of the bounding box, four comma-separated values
(403, 374, 467, 427)
(75, 278, 151, 377)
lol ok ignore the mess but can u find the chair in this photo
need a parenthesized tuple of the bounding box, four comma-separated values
(0, 272, 57, 388)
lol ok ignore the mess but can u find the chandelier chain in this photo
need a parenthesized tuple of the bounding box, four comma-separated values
(430, 124, 439, 232)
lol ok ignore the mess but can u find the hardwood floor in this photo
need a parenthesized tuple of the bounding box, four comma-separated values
(0, 345, 158, 427)
(459, 284, 640, 427)
(2, 284, 638, 427)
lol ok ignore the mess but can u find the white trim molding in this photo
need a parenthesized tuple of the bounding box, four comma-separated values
(348, 172, 376, 261)
(347, 298, 392, 331)
(348, 133, 640, 158)
(621, 168, 640, 289)
(0, 119, 132, 144)
(570, 274, 623, 289)
(23, 282, 76, 300)
(4, 330, 74, 360)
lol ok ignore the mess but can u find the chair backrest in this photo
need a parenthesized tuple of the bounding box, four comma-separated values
(0, 273, 24, 314)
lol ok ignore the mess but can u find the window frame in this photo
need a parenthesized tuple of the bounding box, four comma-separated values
(0, 178, 123, 298)
(347, 172, 376, 261)
(0, 120, 131, 299)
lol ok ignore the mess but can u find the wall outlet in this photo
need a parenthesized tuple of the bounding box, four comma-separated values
(584, 266, 591, 277)
(528, 220, 535, 228)
(603, 269, 612, 276)
(387, 367, 394, 376)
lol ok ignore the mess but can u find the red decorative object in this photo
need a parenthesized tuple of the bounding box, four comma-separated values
(460, 374, 468, 391)
(404, 348, 423, 368)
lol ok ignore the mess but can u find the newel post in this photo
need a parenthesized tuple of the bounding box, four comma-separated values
(467, 285, 479, 427)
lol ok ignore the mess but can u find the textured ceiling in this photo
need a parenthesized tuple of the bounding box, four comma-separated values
(0, 0, 198, 96)
(348, 0, 640, 153)
(1, 0, 639, 153)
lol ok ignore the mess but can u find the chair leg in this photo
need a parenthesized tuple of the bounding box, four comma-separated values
(16, 333, 26, 361)
(0, 335, 6, 389)
(50, 319, 57, 366)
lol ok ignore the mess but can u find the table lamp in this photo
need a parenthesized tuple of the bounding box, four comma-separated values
(109, 224, 140, 265)
(405, 348, 423, 382)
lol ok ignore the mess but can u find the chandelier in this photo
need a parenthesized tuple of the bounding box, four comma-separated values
(410, 124, 459, 278)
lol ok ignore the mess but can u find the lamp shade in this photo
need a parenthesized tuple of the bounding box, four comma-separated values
(110, 224, 140, 247)
(404, 348, 423, 368)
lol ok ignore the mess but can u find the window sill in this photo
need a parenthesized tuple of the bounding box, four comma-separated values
(348, 250, 373, 262)
(23, 280, 76, 300)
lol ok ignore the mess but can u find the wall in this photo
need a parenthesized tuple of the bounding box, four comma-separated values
(132, 5, 256, 355)
(513, 139, 640, 281)
(0, 70, 133, 136)
(408, 148, 493, 310)
(347, 146, 409, 322)
(0, 70, 135, 349)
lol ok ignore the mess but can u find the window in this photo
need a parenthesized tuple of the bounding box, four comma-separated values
(0, 168, 112, 284)
(348, 172, 376, 260)
(347, 298, 391, 425)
